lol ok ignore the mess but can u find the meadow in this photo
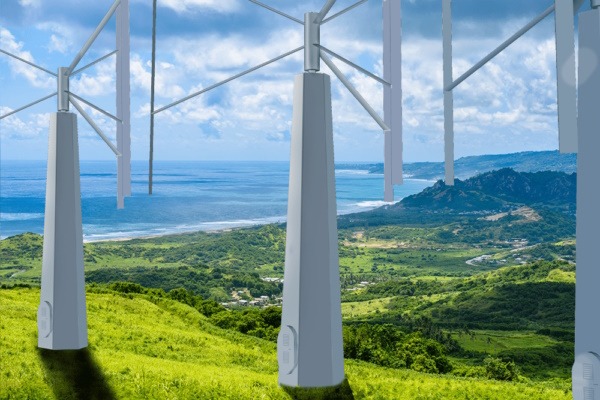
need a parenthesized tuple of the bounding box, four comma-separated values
(0, 287, 573, 400)
(0, 168, 579, 398)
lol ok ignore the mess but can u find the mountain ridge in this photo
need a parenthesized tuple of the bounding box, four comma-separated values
(366, 150, 577, 180)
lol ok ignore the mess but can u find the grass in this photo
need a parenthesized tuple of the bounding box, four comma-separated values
(450, 330, 559, 355)
(0, 287, 574, 400)
(341, 297, 393, 319)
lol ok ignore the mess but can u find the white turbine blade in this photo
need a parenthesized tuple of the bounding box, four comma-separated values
(322, 0, 368, 24)
(0, 93, 57, 120)
(383, 0, 403, 204)
(320, 53, 389, 132)
(443, 0, 454, 185)
(0, 49, 57, 77)
(149, 0, 157, 195)
(248, 0, 303, 24)
(555, 0, 578, 153)
(67, 0, 121, 75)
(69, 98, 121, 157)
(116, 0, 131, 207)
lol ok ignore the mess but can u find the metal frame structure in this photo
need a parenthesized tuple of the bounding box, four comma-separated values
(149, 0, 403, 387)
(0, 0, 131, 349)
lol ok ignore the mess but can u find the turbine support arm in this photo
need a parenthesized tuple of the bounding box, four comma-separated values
(154, 46, 304, 114)
(321, 0, 368, 24)
(0, 92, 57, 120)
(69, 97, 121, 157)
(71, 50, 118, 76)
(320, 52, 389, 132)
(248, 0, 303, 24)
(0, 49, 57, 77)
(314, 0, 337, 24)
(445, 4, 554, 92)
(67, 92, 122, 123)
(316, 44, 390, 86)
(67, 0, 121, 75)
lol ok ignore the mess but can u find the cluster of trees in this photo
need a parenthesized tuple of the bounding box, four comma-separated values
(87, 265, 282, 301)
(105, 282, 282, 341)
(343, 324, 452, 374)
(106, 281, 225, 317)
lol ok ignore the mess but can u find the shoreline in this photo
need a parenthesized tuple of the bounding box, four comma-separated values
(4, 197, 407, 244)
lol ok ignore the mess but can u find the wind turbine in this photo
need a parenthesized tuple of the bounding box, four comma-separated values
(442, 0, 582, 185)
(442, 1, 600, 398)
(148, 0, 402, 387)
(0, 0, 131, 349)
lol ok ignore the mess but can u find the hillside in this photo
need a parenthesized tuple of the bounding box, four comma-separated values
(400, 168, 576, 212)
(367, 150, 577, 180)
(338, 169, 576, 247)
(0, 287, 573, 399)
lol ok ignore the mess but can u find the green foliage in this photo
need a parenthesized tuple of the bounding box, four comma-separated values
(483, 356, 522, 381)
(209, 307, 282, 342)
(343, 324, 453, 374)
(87, 265, 282, 301)
(0, 286, 575, 399)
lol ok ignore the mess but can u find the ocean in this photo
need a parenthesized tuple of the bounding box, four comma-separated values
(0, 160, 433, 241)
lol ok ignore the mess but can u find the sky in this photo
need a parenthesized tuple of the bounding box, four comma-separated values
(0, 0, 590, 162)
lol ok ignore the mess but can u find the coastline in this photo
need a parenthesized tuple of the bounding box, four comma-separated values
(81, 215, 288, 243)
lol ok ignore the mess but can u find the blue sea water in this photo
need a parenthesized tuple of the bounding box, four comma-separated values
(0, 160, 432, 241)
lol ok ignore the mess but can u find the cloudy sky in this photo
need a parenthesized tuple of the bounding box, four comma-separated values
(0, 0, 589, 162)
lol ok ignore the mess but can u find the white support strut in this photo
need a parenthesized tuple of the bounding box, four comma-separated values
(555, 0, 578, 153)
(67, 0, 121, 75)
(442, 0, 454, 185)
(116, 0, 131, 209)
(383, 0, 403, 203)
(573, 5, 600, 400)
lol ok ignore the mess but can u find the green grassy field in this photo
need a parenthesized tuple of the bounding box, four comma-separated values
(0, 287, 574, 400)
(450, 330, 559, 355)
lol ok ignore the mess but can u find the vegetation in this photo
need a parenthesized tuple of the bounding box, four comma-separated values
(0, 168, 580, 398)
(0, 287, 573, 399)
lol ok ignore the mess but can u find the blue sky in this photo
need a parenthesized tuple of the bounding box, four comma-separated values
(0, 0, 589, 162)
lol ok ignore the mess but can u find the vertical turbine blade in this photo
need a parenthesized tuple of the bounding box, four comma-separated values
(383, 0, 403, 203)
(149, 0, 157, 195)
(117, 0, 131, 209)
(555, 0, 578, 153)
(443, 0, 455, 186)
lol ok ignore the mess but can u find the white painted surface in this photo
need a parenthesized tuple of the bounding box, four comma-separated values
(278, 73, 344, 388)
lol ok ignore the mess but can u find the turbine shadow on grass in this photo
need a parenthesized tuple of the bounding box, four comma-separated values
(38, 348, 116, 400)
(282, 377, 355, 400)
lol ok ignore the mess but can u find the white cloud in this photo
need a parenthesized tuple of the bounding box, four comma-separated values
(18, 0, 41, 7)
(130, 55, 185, 100)
(36, 22, 75, 54)
(70, 60, 116, 97)
(158, 0, 240, 14)
(0, 28, 55, 89)
(0, 107, 49, 140)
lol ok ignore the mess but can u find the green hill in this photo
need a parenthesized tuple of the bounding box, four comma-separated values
(0, 287, 573, 400)
(401, 169, 576, 212)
